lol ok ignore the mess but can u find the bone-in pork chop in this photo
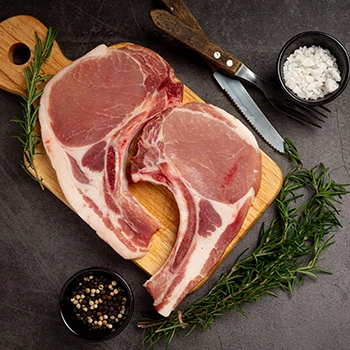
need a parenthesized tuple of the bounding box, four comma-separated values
(131, 102, 262, 316)
(39, 44, 183, 259)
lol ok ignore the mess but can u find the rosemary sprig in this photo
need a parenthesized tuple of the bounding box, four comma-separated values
(138, 139, 348, 349)
(11, 27, 59, 188)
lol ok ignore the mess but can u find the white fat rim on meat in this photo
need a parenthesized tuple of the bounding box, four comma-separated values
(138, 103, 261, 316)
(39, 44, 151, 260)
(151, 187, 256, 317)
(39, 44, 111, 215)
(212, 105, 260, 149)
(170, 104, 260, 150)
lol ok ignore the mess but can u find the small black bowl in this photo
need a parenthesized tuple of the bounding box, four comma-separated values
(59, 267, 134, 342)
(277, 31, 350, 105)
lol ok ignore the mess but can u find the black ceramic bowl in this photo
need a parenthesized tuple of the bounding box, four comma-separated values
(277, 31, 350, 105)
(60, 267, 134, 342)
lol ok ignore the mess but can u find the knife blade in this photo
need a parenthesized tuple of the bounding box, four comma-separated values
(214, 71, 285, 153)
(150, 9, 285, 152)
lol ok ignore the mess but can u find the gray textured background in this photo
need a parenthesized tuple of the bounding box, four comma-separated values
(1, 1, 349, 349)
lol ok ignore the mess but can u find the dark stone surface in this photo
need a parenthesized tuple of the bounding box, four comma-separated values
(0, 1, 349, 349)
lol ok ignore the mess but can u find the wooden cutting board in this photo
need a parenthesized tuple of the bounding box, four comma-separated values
(0, 15, 283, 290)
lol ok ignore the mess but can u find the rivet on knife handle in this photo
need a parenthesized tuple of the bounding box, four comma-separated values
(150, 9, 242, 76)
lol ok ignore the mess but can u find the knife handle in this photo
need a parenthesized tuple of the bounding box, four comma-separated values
(159, 0, 205, 36)
(151, 9, 242, 76)
(158, 0, 217, 72)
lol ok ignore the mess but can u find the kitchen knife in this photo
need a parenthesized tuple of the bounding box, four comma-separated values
(214, 71, 285, 153)
(150, 8, 285, 153)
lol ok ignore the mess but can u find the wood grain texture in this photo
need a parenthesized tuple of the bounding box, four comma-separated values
(0, 15, 283, 291)
(151, 9, 243, 76)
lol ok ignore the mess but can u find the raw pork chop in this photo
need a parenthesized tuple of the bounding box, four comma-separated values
(131, 102, 262, 316)
(39, 44, 183, 259)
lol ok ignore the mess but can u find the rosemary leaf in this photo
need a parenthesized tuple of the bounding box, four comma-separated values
(138, 139, 348, 349)
(12, 27, 59, 188)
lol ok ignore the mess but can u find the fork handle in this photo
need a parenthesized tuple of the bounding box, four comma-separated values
(151, 9, 242, 76)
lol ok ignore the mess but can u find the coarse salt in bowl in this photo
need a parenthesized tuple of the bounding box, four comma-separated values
(277, 31, 350, 105)
(59, 267, 134, 342)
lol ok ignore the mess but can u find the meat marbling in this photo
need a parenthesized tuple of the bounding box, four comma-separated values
(39, 44, 183, 259)
(131, 102, 262, 316)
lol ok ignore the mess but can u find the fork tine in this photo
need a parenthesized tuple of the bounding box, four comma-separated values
(300, 104, 329, 119)
(283, 101, 326, 124)
(286, 100, 329, 119)
(318, 105, 331, 113)
(280, 103, 323, 128)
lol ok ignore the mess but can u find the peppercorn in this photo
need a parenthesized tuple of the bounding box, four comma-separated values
(67, 272, 130, 333)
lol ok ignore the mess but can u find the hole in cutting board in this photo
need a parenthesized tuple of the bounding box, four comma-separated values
(9, 43, 31, 65)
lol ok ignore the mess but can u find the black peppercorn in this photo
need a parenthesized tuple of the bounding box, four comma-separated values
(67, 272, 130, 333)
